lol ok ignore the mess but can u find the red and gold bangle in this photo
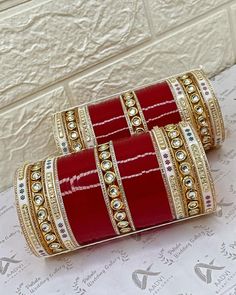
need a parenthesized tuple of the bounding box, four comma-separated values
(120, 90, 148, 135)
(53, 69, 224, 155)
(94, 141, 136, 235)
(15, 122, 217, 258)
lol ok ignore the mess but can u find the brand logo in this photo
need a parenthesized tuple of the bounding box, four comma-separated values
(0, 254, 21, 275)
(216, 198, 234, 217)
(194, 259, 225, 284)
(132, 264, 160, 289)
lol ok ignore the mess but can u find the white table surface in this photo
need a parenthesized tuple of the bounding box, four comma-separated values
(1, 65, 236, 295)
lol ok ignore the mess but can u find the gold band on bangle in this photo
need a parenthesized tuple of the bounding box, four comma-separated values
(78, 106, 97, 148)
(120, 91, 148, 135)
(62, 108, 86, 153)
(27, 162, 66, 254)
(14, 164, 45, 257)
(179, 122, 216, 213)
(45, 158, 80, 251)
(151, 128, 186, 219)
(53, 112, 70, 154)
(192, 69, 225, 147)
(168, 69, 225, 150)
(54, 106, 97, 153)
(162, 124, 203, 217)
(94, 142, 135, 235)
(177, 73, 214, 150)
(167, 77, 194, 126)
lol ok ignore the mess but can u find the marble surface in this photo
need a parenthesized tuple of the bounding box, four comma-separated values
(0, 65, 236, 295)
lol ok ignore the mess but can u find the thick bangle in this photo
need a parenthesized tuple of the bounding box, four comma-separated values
(15, 122, 217, 257)
(53, 69, 225, 154)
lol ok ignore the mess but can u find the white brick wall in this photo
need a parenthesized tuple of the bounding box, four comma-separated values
(0, 0, 236, 192)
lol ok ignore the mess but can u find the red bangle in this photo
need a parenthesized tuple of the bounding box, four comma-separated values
(15, 122, 216, 257)
(53, 69, 224, 154)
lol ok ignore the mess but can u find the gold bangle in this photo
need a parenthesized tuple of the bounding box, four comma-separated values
(14, 163, 45, 257)
(177, 73, 214, 150)
(27, 162, 67, 255)
(179, 122, 216, 213)
(167, 77, 194, 125)
(94, 141, 135, 235)
(192, 69, 225, 147)
(120, 90, 148, 135)
(62, 108, 85, 153)
(162, 124, 202, 217)
(151, 128, 186, 219)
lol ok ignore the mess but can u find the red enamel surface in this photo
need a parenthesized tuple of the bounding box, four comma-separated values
(136, 81, 181, 129)
(87, 81, 181, 145)
(113, 132, 173, 229)
(57, 132, 174, 245)
(88, 97, 130, 144)
(57, 149, 116, 245)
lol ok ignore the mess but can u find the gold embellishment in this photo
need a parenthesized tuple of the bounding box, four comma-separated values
(62, 108, 85, 153)
(14, 164, 42, 257)
(120, 90, 148, 135)
(162, 124, 203, 217)
(17, 165, 25, 181)
(193, 69, 225, 147)
(55, 112, 65, 139)
(177, 73, 214, 150)
(109, 142, 135, 231)
(79, 106, 97, 148)
(21, 205, 41, 252)
(151, 128, 185, 219)
(45, 172, 60, 220)
(27, 162, 66, 254)
(44, 158, 79, 251)
(95, 142, 135, 235)
(52, 113, 69, 155)
(208, 99, 223, 145)
(179, 122, 216, 213)
(167, 79, 193, 125)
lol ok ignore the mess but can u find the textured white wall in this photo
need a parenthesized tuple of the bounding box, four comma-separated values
(0, 0, 236, 192)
